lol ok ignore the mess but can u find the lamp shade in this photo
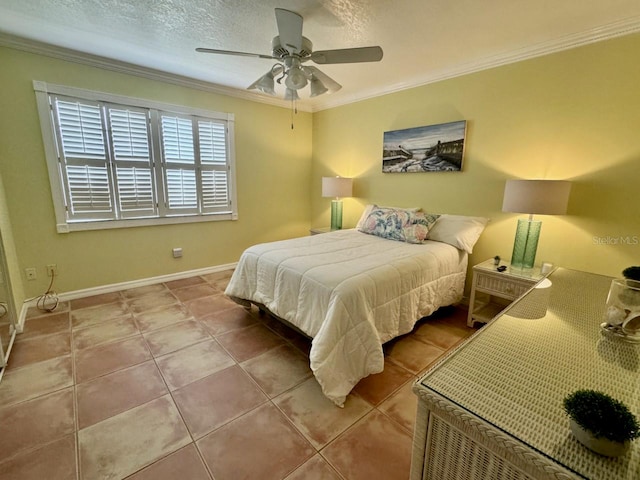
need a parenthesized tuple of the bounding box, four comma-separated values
(502, 179, 571, 215)
(248, 71, 276, 96)
(322, 177, 352, 198)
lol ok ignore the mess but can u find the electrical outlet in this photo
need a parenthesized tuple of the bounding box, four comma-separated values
(25, 267, 37, 280)
(46, 264, 58, 277)
(172, 248, 183, 258)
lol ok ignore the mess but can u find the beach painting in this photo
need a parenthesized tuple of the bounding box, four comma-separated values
(382, 120, 466, 173)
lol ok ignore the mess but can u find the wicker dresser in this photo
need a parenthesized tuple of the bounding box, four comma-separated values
(412, 268, 639, 480)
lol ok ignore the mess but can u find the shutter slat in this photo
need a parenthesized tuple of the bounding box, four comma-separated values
(166, 168, 197, 209)
(201, 170, 229, 209)
(198, 120, 227, 166)
(109, 108, 150, 161)
(161, 116, 195, 164)
(66, 165, 112, 213)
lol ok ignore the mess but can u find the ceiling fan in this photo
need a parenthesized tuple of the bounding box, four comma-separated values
(196, 8, 383, 100)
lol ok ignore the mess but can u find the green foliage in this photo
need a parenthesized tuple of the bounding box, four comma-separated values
(622, 266, 640, 282)
(563, 389, 640, 443)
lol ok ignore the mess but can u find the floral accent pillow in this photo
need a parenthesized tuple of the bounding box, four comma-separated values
(358, 207, 439, 244)
(403, 212, 440, 244)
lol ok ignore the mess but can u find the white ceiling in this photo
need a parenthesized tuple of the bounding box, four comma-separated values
(1, 0, 640, 112)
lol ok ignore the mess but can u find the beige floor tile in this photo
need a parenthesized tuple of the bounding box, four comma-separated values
(75, 336, 152, 384)
(274, 377, 372, 449)
(378, 379, 419, 434)
(284, 454, 342, 480)
(201, 270, 234, 284)
(155, 339, 235, 390)
(352, 358, 414, 405)
(385, 336, 445, 374)
(197, 403, 314, 480)
(413, 319, 473, 350)
(8, 331, 71, 369)
(127, 291, 179, 314)
(173, 365, 267, 439)
(25, 302, 69, 320)
(322, 410, 413, 480)
(71, 301, 130, 330)
(70, 291, 123, 310)
(78, 395, 191, 480)
(120, 283, 169, 299)
(241, 344, 312, 397)
(77, 361, 168, 429)
(172, 284, 219, 302)
(0, 388, 75, 462)
(198, 306, 258, 336)
(142, 319, 211, 357)
(164, 276, 206, 290)
(20, 311, 70, 340)
(0, 434, 77, 480)
(186, 294, 237, 318)
(216, 324, 285, 362)
(0, 356, 73, 407)
(126, 444, 211, 480)
(72, 316, 139, 350)
(133, 303, 193, 332)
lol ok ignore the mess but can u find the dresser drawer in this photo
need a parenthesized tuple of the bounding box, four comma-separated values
(476, 273, 532, 299)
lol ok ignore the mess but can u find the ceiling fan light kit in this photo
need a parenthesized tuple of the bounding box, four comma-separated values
(197, 8, 383, 101)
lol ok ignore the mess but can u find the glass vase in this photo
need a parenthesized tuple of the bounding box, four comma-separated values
(601, 278, 640, 342)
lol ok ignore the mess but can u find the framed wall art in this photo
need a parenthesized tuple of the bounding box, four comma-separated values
(382, 120, 467, 173)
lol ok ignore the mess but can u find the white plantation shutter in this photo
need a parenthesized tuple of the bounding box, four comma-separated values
(105, 106, 157, 218)
(160, 114, 232, 215)
(198, 120, 230, 212)
(37, 82, 236, 231)
(160, 115, 198, 214)
(52, 96, 115, 220)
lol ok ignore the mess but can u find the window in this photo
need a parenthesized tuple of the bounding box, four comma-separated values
(34, 81, 237, 232)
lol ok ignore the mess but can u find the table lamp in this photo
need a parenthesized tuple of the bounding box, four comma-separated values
(322, 176, 353, 230)
(502, 179, 571, 268)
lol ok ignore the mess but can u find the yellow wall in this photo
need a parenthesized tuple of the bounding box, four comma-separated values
(0, 171, 24, 317)
(312, 33, 640, 279)
(2, 32, 640, 303)
(0, 47, 312, 299)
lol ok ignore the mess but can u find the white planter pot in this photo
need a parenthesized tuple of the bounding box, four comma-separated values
(570, 418, 630, 457)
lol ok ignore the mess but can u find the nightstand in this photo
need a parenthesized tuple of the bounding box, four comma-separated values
(467, 259, 550, 327)
(309, 227, 334, 235)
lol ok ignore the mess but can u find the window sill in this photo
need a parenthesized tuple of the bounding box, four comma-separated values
(57, 212, 238, 233)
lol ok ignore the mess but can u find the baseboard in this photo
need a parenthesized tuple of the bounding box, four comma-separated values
(18, 262, 237, 331)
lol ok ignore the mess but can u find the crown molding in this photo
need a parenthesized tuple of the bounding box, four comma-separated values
(0, 33, 311, 112)
(309, 15, 640, 112)
(2, 15, 640, 114)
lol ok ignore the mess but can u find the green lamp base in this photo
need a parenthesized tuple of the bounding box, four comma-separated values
(330, 200, 343, 230)
(510, 218, 541, 269)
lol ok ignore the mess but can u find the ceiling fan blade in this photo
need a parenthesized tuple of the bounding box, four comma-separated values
(310, 46, 383, 64)
(303, 66, 342, 93)
(275, 8, 303, 54)
(196, 47, 274, 60)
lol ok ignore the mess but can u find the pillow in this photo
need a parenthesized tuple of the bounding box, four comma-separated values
(358, 206, 412, 242)
(358, 207, 439, 244)
(403, 211, 440, 243)
(355, 204, 421, 231)
(426, 214, 489, 253)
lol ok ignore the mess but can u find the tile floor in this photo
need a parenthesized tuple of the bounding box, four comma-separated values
(0, 270, 477, 480)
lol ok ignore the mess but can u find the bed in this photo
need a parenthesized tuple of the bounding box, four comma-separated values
(225, 210, 487, 406)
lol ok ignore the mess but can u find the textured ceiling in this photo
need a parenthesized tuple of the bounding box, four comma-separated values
(1, 0, 640, 111)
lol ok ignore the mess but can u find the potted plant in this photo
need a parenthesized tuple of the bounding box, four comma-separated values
(563, 389, 640, 457)
(623, 266, 640, 282)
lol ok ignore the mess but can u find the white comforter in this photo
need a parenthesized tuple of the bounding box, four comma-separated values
(225, 229, 467, 406)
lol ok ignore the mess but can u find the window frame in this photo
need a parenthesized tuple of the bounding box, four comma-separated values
(34, 81, 237, 233)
